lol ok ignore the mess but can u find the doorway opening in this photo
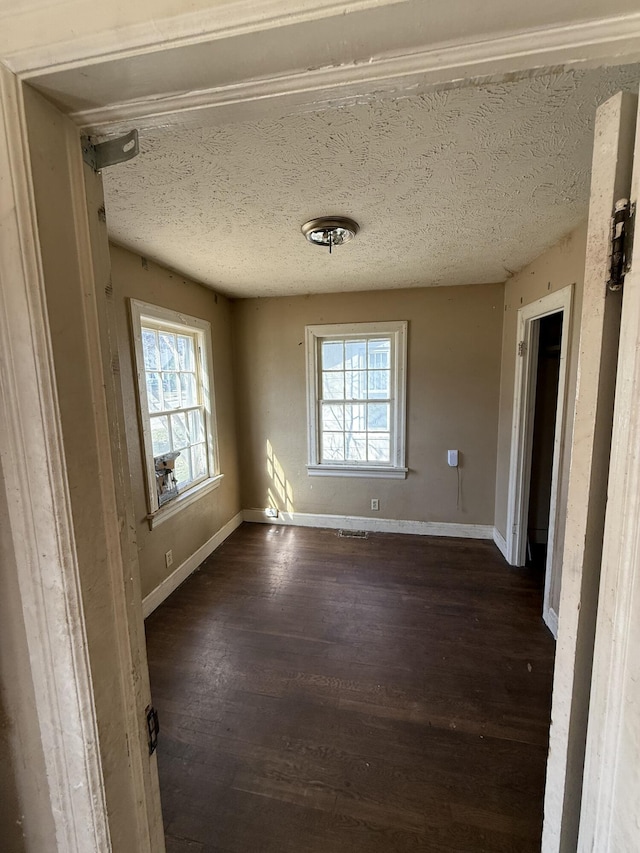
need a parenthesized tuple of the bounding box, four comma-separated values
(506, 285, 573, 638)
(527, 312, 563, 571)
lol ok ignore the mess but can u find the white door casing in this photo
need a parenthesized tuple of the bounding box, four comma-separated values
(578, 93, 640, 853)
(505, 285, 573, 637)
(0, 5, 639, 851)
(543, 90, 637, 853)
(0, 64, 112, 853)
(0, 74, 165, 851)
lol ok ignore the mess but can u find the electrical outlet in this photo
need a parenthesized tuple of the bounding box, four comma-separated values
(371, 498, 379, 511)
(165, 549, 173, 569)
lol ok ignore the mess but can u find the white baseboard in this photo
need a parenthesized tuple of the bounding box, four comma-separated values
(142, 511, 243, 618)
(243, 509, 492, 540)
(493, 527, 509, 561)
(544, 606, 559, 640)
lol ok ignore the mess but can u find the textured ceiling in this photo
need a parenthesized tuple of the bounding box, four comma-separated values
(104, 66, 639, 297)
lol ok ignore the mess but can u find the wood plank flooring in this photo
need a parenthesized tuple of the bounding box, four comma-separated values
(145, 523, 555, 853)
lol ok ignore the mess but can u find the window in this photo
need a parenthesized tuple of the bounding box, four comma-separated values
(130, 300, 221, 526)
(305, 321, 408, 478)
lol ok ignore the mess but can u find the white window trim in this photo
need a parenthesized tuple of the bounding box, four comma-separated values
(305, 320, 408, 478)
(130, 299, 221, 526)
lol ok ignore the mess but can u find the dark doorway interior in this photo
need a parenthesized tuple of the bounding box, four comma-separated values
(527, 311, 563, 571)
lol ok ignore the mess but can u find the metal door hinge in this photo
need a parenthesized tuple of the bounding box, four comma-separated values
(81, 129, 139, 173)
(146, 705, 159, 755)
(608, 199, 635, 292)
(518, 340, 527, 357)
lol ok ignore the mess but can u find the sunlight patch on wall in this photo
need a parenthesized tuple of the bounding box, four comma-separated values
(266, 439, 294, 512)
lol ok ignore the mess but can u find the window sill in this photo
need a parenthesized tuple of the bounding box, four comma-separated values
(307, 465, 408, 479)
(147, 474, 224, 529)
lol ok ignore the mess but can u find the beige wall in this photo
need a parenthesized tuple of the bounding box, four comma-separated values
(109, 244, 241, 598)
(233, 284, 503, 525)
(494, 224, 587, 582)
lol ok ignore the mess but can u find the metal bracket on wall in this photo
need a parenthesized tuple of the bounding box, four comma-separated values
(607, 198, 635, 292)
(81, 129, 139, 173)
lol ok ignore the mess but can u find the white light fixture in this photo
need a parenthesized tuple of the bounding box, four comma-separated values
(301, 217, 359, 253)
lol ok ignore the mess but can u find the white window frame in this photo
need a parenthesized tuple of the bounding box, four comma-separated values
(130, 299, 222, 528)
(305, 321, 408, 479)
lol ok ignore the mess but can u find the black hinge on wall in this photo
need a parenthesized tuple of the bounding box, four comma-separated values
(81, 129, 139, 173)
(146, 705, 160, 755)
(607, 198, 635, 292)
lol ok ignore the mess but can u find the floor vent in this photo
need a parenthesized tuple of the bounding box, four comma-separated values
(338, 529, 369, 539)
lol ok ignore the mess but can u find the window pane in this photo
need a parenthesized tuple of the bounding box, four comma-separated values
(162, 373, 180, 409)
(170, 413, 189, 450)
(322, 403, 343, 431)
(345, 370, 367, 400)
(142, 328, 159, 370)
(189, 409, 205, 443)
(159, 332, 178, 371)
(322, 371, 344, 400)
(368, 369, 390, 399)
(191, 443, 207, 480)
(367, 403, 389, 431)
(150, 415, 170, 456)
(146, 372, 162, 412)
(345, 340, 366, 369)
(177, 335, 195, 371)
(321, 340, 344, 370)
(180, 373, 197, 408)
(368, 338, 390, 369)
(345, 403, 366, 431)
(174, 450, 191, 486)
(368, 435, 390, 462)
(322, 432, 344, 461)
(345, 432, 366, 461)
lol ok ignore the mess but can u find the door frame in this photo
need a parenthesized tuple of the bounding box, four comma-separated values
(1, 7, 640, 852)
(0, 66, 112, 851)
(505, 285, 573, 636)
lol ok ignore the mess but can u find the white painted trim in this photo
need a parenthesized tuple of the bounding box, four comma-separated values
(147, 473, 224, 529)
(544, 606, 559, 640)
(505, 286, 573, 639)
(6, 0, 395, 76)
(492, 527, 509, 561)
(542, 91, 637, 853)
(506, 285, 573, 566)
(305, 320, 407, 473)
(243, 509, 493, 540)
(51, 13, 640, 134)
(129, 298, 220, 516)
(307, 465, 408, 479)
(578, 94, 640, 852)
(0, 64, 111, 852)
(142, 511, 243, 618)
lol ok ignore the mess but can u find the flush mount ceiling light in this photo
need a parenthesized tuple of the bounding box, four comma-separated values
(301, 217, 359, 253)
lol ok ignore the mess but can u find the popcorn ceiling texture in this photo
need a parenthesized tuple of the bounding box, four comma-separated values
(104, 66, 639, 298)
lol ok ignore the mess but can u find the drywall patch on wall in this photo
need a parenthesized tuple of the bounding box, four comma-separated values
(103, 66, 639, 297)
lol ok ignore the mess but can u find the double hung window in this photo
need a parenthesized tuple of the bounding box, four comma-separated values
(305, 321, 407, 478)
(130, 300, 221, 525)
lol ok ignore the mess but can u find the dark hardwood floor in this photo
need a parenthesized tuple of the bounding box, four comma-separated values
(145, 523, 555, 853)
